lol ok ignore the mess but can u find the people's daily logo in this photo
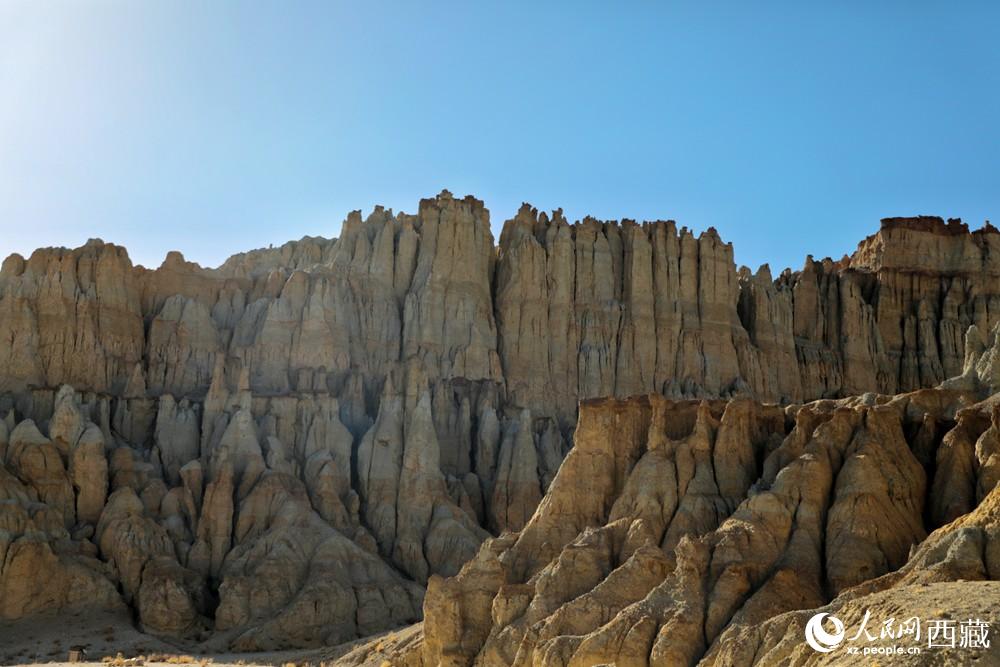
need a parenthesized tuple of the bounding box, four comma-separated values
(805, 613, 845, 652)
(803, 610, 990, 657)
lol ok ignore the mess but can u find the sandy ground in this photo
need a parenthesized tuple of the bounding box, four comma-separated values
(0, 609, 374, 667)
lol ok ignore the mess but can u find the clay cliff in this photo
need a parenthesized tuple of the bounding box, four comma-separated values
(351, 331, 1000, 665)
(2, 192, 999, 657)
(5, 197, 1000, 411)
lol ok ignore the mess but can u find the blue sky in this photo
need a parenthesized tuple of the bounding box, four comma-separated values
(1, 1, 998, 272)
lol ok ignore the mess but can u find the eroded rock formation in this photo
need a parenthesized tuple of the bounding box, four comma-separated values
(2, 193, 1000, 657)
(411, 376, 999, 666)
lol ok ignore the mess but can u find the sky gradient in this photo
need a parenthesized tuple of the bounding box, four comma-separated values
(2, 1, 999, 272)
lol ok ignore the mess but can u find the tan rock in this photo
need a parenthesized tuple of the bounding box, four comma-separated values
(4, 200, 1000, 655)
(7, 419, 75, 527)
(0, 462, 121, 619)
(71, 423, 108, 524)
(154, 394, 201, 486)
(214, 470, 423, 650)
(419, 388, 987, 667)
(488, 410, 542, 534)
(136, 555, 211, 638)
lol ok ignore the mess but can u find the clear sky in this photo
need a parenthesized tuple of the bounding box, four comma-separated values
(2, 1, 998, 272)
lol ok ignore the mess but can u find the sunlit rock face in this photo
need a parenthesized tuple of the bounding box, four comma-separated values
(2, 192, 1000, 654)
(416, 386, 1000, 667)
(4, 201, 998, 413)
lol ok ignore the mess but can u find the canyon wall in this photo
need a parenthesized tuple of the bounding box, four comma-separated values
(4, 195, 1000, 411)
(377, 376, 1000, 666)
(2, 191, 999, 652)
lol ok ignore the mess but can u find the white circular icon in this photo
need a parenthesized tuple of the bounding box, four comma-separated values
(805, 613, 845, 653)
